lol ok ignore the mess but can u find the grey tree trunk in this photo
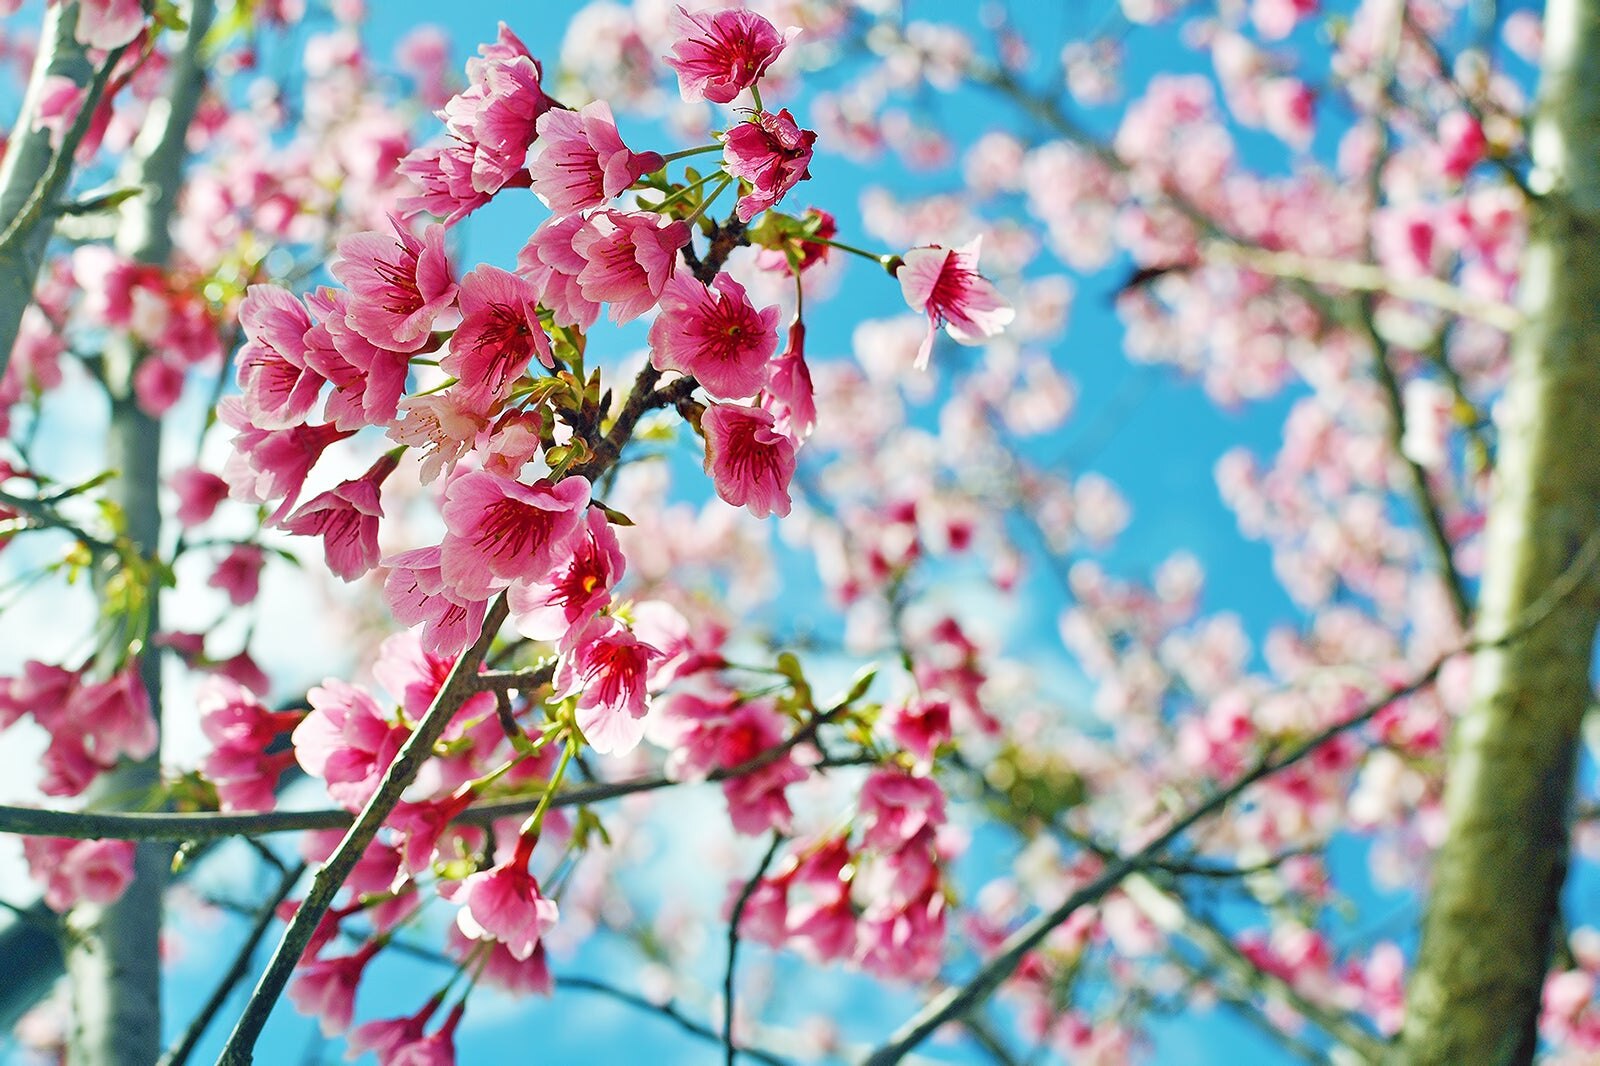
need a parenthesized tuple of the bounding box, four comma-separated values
(1398, 0, 1600, 1061)
(64, 3, 215, 1063)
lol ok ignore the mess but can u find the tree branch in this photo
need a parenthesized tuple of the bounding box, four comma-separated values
(725, 832, 783, 1066)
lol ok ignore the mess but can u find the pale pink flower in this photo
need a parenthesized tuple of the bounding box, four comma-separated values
(649, 271, 779, 400)
(455, 843, 559, 960)
(701, 403, 796, 519)
(528, 100, 664, 216)
(235, 286, 323, 430)
(556, 616, 663, 756)
(397, 144, 492, 225)
(897, 238, 1015, 369)
(171, 466, 230, 527)
(663, 5, 794, 104)
(440, 265, 553, 402)
(22, 837, 136, 913)
(64, 666, 157, 771)
(438, 472, 591, 598)
(509, 508, 625, 641)
(75, 0, 145, 50)
(858, 769, 946, 852)
(722, 109, 816, 222)
(856, 891, 945, 982)
(383, 546, 490, 658)
(280, 453, 399, 581)
(331, 218, 458, 352)
(572, 210, 692, 324)
(387, 390, 491, 485)
(517, 214, 602, 329)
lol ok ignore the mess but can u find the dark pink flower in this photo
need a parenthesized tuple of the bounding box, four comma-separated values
(572, 210, 692, 324)
(517, 215, 601, 330)
(293, 679, 409, 811)
(171, 466, 230, 527)
(133, 356, 185, 416)
(438, 472, 591, 599)
(556, 616, 663, 756)
(471, 55, 559, 192)
(383, 546, 490, 658)
(303, 287, 411, 430)
(663, 5, 794, 104)
(279, 453, 399, 582)
(858, 769, 946, 852)
(345, 998, 438, 1063)
(22, 837, 136, 913)
(287, 942, 378, 1037)
(883, 694, 952, 764)
(209, 544, 265, 606)
(235, 285, 323, 430)
(723, 109, 816, 222)
(455, 842, 559, 960)
(896, 238, 1015, 368)
(763, 320, 815, 441)
(331, 218, 458, 352)
(198, 678, 301, 812)
(219, 397, 353, 518)
(701, 402, 796, 519)
(509, 508, 625, 641)
(648, 271, 779, 400)
(440, 265, 553, 403)
(528, 100, 664, 216)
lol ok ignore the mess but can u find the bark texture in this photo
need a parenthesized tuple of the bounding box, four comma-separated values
(63, 4, 215, 1064)
(1398, 0, 1600, 1060)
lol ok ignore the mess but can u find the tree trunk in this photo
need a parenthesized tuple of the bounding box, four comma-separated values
(64, 3, 214, 1063)
(1398, 0, 1600, 1060)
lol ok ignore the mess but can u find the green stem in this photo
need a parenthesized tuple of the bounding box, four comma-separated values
(519, 733, 577, 838)
(684, 175, 735, 227)
(809, 235, 895, 267)
(647, 170, 724, 214)
(660, 142, 723, 163)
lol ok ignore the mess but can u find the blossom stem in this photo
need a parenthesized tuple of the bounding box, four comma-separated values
(646, 169, 724, 214)
(659, 142, 723, 163)
(808, 235, 896, 268)
(518, 733, 577, 838)
(684, 175, 735, 227)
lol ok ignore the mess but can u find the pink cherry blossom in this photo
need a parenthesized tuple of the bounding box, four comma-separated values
(527, 100, 663, 217)
(883, 694, 952, 763)
(763, 320, 815, 441)
(649, 271, 779, 400)
(438, 471, 591, 599)
(198, 678, 301, 812)
(556, 615, 663, 756)
(280, 452, 398, 581)
(663, 5, 794, 105)
(572, 209, 692, 324)
(21, 837, 136, 913)
(509, 507, 625, 641)
(219, 397, 353, 518)
(439, 265, 553, 402)
(304, 287, 411, 430)
(75, 0, 145, 50)
(701, 402, 797, 519)
(331, 218, 458, 352)
(287, 942, 378, 1037)
(383, 546, 490, 658)
(171, 466, 230, 527)
(293, 679, 409, 811)
(386, 389, 491, 485)
(517, 214, 602, 330)
(69, 666, 158, 768)
(455, 843, 559, 960)
(208, 544, 265, 606)
(896, 238, 1015, 369)
(858, 769, 947, 852)
(722, 109, 817, 222)
(235, 285, 323, 430)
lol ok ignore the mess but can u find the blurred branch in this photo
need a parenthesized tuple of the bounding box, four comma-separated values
(725, 833, 784, 1066)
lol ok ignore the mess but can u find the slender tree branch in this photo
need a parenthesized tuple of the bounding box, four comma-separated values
(725, 833, 784, 1066)
(555, 976, 795, 1066)
(157, 861, 306, 1066)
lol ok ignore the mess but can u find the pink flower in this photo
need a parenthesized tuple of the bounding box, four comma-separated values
(280, 453, 399, 581)
(755, 207, 836, 273)
(75, 0, 145, 50)
(397, 144, 492, 226)
(70, 666, 157, 766)
(763, 320, 815, 441)
(896, 239, 1015, 369)
(733, 875, 791, 947)
(572, 210, 692, 324)
(528, 101, 664, 217)
(171, 466, 230, 527)
(556, 616, 663, 756)
(134, 356, 185, 416)
(22, 837, 136, 913)
(648, 272, 779, 400)
(663, 5, 794, 104)
(346, 999, 436, 1062)
(471, 54, 559, 192)
(455, 843, 559, 960)
(220, 397, 353, 518)
(383, 546, 490, 658)
(440, 265, 553, 403)
(858, 769, 946, 852)
(288, 942, 378, 1037)
(235, 286, 323, 430)
(883, 694, 952, 763)
(331, 218, 458, 352)
(517, 215, 602, 330)
(304, 287, 411, 430)
(439, 472, 591, 599)
(293, 679, 409, 811)
(386, 390, 491, 485)
(722, 109, 816, 222)
(701, 403, 796, 519)
(198, 678, 301, 812)
(856, 890, 945, 982)
(0, 660, 77, 732)
(509, 508, 625, 640)
(209, 543, 265, 606)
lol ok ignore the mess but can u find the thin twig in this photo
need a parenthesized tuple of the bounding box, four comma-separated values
(725, 833, 784, 1066)
(559, 975, 791, 1066)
